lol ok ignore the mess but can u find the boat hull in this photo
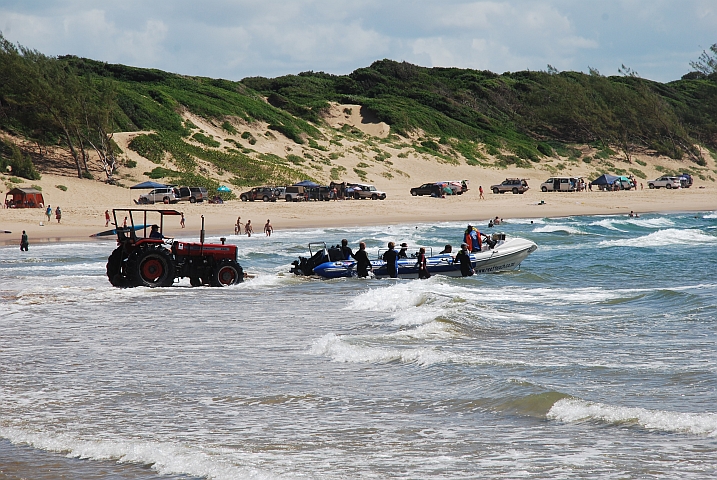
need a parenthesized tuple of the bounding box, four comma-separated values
(311, 237, 537, 279)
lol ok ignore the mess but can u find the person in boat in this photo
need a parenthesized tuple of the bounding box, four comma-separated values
(340, 239, 354, 260)
(354, 242, 372, 278)
(416, 247, 430, 279)
(382, 241, 400, 278)
(455, 243, 474, 277)
(439, 244, 452, 254)
(398, 242, 409, 259)
(464, 225, 482, 252)
(149, 224, 165, 240)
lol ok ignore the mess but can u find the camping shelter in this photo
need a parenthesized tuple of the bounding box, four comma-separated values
(129, 181, 170, 190)
(590, 174, 619, 186)
(5, 188, 44, 208)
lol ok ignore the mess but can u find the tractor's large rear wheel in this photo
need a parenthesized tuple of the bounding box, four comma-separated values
(211, 259, 243, 286)
(106, 246, 129, 287)
(128, 247, 175, 287)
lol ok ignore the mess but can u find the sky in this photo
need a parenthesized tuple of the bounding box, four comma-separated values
(1, 1, 715, 83)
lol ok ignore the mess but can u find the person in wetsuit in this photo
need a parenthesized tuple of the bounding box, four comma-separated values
(354, 242, 372, 278)
(340, 239, 354, 260)
(382, 241, 400, 278)
(455, 243, 474, 277)
(398, 242, 409, 259)
(416, 247, 430, 279)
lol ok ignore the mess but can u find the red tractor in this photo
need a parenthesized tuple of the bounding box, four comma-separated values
(106, 208, 243, 287)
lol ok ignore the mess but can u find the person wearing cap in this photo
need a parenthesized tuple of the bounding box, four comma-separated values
(455, 243, 474, 277)
(149, 224, 165, 239)
(382, 241, 400, 278)
(397, 242, 409, 259)
(464, 224, 482, 252)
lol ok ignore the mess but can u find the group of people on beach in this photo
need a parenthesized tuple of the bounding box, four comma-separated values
(234, 216, 272, 237)
(45, 205, 61, 223)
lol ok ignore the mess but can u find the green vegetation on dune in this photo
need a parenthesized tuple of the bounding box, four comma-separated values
(2, 32, 717, 189)
(244, 59, 717, 165)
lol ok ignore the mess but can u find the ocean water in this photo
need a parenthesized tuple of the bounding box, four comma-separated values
(1, 212, 716, 479)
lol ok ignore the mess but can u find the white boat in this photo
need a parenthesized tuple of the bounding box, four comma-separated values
(290, 234, 537, 279)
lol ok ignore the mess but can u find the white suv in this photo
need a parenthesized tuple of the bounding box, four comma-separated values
(349, 183, 387, 200)
(647, 176, 681, 189)
(138, 187, 179, 204)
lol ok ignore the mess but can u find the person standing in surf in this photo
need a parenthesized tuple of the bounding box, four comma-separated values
(20, 230, 28, 251)
(354, 242, 372, 278)
(382, 241, 400, 278)
(455, 243, 474, 277)
(416, 247, 430, 279)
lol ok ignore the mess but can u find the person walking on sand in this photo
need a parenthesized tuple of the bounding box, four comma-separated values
(20, 230, 28, 251)
(245, 220, 253, 237)
(45, 205, 52, 222)
(235, 216, 242, 235)
(180, 212, 185, 228)
(479, 186, 484, 200)
(55, 206, 62, 224)
(105, 210, 110, 227)
(264, 219, 273, 237)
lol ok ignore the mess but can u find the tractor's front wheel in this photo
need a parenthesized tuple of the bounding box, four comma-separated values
(211, 260, 243, 286)
(128, 247, 175, 287)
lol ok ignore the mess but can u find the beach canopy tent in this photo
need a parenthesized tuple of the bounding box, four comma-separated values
(217, 185, 232, 192)
(130, 181, 170, 189)
(590, 174, 620, 186)
(5, 187, 44, 208)
(294, 180, 320, 188)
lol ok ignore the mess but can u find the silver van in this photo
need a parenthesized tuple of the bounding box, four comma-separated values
(540, 177, 578, 192)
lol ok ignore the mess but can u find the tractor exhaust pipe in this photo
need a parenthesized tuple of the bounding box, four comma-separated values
(200, 215, 205, 244)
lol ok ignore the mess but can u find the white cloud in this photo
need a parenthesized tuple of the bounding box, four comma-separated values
(0, 1, 713, 81)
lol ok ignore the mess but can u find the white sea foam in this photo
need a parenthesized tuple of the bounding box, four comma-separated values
(703, 212, 717, 219)
(598, 228, 717, 247)
(548, 398, 717, 436)
(309, 333, 451, 365)
(0, 427, 278, 480)
(532, 225, 585, 235)
(309, 333, 538, 367)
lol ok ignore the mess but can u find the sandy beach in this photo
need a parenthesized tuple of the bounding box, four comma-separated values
(2, 105, 716, 246)
(2, 169, 715, 246)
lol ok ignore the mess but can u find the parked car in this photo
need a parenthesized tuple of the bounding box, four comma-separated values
(678, 173, 693, 188)
(273, 186, 286, 199)
(176, 186, 208, 203)
(410, 183, 443, 196)
(349, 183, 387, 200)
(138, 187, 179, 204)
(647, 176, 681, 189)
(437, 180, 469, 194)
(240, 187, 278, 202)
(283, 185, 307, 202)
(491, 178, 529, 194)
(540, 177, 578, 192)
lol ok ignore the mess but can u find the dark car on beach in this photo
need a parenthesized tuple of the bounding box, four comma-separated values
(410, 183, 442, 197)
(239, 187, 277, 202)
